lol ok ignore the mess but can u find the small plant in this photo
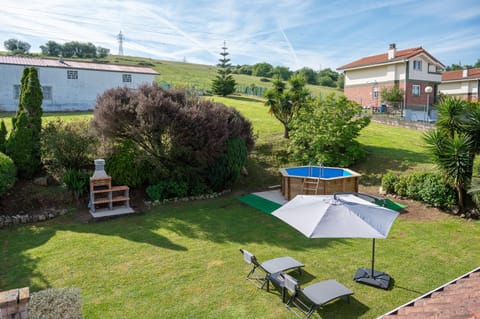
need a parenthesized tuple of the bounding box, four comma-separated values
(146, 180, 188, 201)
(0, 152, 16, 197)
(29, 287, 83, 319)
(63, 169, 89, 200)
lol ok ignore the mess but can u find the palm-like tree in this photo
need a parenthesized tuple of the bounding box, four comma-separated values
(264, 75, 309, 138)
(436, 96, 467, 138)
(424, 130, 473, 211)
(464, 105, 480, 153)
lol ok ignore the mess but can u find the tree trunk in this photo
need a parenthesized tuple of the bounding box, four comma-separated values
(283, 124, 289, 139)
(456, 184, 464, 212)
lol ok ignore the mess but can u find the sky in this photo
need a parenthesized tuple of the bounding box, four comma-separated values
(1, 0, 479, 71)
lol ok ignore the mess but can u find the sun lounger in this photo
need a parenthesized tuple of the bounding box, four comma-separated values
(240, 248, 304, 289)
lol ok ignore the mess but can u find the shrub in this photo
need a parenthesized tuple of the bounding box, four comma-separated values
(394, 176, 409, 197)
(146, 180, 188, 201)
(0, 152, 16, 197)
(405, 173, 429, 200)
(381, 172, 399, 194)
(63, 169, 89, 200)
(382, 171, 456, 208)
(29, 287, 82, 319)
(208, 138, 248, 191)
(418, 173, 456, 208)
(41, 119, 99, 176)
(105, 140, 150, 188)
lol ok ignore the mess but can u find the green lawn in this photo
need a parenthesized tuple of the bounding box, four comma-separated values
(1, 96, 479, 318)
(1, 196, 478, 318)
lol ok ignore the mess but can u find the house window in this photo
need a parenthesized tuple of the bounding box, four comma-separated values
(42, 86, 52, 100)
(412, 85, 420, 96)
(13, 85, 20, 99)
(413, 60, 422, 71)
(122, 74, 132, 83)
(67, 70, 78, 79)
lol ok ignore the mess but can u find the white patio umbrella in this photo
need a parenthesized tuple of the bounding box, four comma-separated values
(272, 193, 399, 289)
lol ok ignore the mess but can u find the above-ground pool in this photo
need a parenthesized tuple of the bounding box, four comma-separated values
(279, 165, 361, 200)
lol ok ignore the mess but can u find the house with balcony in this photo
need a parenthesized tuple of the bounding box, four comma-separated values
(337, 44, 445, 121)
(439, 68, 480, 102)
(0, 56, 159, 112)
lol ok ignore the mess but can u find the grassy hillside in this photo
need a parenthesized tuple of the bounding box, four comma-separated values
(106, 55, 339, 96)
(1, 51, 340, 96)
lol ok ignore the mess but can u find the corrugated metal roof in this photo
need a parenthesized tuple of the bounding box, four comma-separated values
(0, 56, 160, 75)
(337, 47, 444, 70)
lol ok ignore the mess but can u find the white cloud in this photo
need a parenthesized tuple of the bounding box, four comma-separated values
(0, 0, 479, 69)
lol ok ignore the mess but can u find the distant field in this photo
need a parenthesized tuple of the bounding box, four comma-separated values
(0, 51, 340, 97)
(102, 55, 340, 97)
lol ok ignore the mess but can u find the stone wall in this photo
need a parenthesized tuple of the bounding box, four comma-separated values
(368, 114, 434, 131)
(0, 208, 68, 228)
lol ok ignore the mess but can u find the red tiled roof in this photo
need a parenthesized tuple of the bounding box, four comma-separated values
(442, 68, 480, 81)
(338, 47, 444, 70)
(0, 56, 159, 75)
(379, 267, 480, 319)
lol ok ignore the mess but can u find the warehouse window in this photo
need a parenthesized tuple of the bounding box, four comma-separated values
(122, 74, 132, 82)
(67, 70, 78, 79)
(42, 86, 52, 100)
(13, 85, 20, 99)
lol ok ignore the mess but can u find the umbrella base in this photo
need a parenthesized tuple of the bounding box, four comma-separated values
(354, 267, 391, 289)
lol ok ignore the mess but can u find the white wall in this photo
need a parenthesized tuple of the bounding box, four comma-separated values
(408, 54, 442, 82)
(438, 80, 478, 96)
(0, 64, 157, 111)
(345, 63, 406, 86)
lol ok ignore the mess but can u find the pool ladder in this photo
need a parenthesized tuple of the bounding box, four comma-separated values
(303, 177, 320, 195)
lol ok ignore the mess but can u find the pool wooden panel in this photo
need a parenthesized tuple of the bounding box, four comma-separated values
(279, 167, 361, 200)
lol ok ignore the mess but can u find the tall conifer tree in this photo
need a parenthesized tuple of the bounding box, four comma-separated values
(6, 67, 43, 178)
(211, 42, 236, 96)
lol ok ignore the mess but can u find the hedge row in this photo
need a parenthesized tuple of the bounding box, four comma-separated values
(381, 172, 456, 208)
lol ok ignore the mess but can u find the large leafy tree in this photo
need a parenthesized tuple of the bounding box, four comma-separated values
(40, 40, 63, 56)
(4, 38, 30, 54)
(211, 42, 236, 96)
(93, 84, 254, 191)
(252, 62, 274, 77)
(288, 93, 370, 166)
(381, 86, 404, 109)
(264, 75, 309, 138)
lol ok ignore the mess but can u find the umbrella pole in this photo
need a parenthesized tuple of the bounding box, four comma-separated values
(371, 238, 375, 278)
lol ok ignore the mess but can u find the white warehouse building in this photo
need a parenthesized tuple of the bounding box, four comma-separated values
(0, 56, 159, 111)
